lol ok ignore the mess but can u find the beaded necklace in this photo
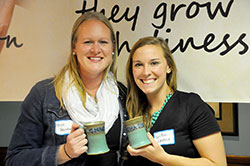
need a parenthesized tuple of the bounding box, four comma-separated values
(151, 92, 173, 126)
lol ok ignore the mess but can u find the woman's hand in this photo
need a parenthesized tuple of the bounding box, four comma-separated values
(128, 132, 227, 166)
(57, 123, 88, 164)
(64, 123, 88, 158)
(127, 132, 168, 164)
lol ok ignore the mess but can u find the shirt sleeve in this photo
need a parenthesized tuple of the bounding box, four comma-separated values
(187, 93, 221, 140)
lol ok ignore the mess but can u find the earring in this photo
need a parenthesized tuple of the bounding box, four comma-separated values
(167, 67, 171, 74)
(73, 52, 76, 55)
(112, 52, 114, 56)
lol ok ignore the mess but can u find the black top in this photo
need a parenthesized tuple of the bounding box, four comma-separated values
(125, 90, 220, 166)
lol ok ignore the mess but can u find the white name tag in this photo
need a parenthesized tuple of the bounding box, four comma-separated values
(55, 120, 73, 135)
(153, 129, 175, 146)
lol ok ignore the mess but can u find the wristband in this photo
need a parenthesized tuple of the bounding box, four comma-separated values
(63, 144, 72, 159)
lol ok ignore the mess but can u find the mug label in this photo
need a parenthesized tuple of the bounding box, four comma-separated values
(55, 120, 73, 135)
(153, 129, 175, 145)
(86, 126, 104, 134)
(126, 122, 144, 132)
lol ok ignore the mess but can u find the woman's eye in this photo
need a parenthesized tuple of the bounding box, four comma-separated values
(134, 63, 142, 67)
(84, 41, 92, 44)
(151, 61, 159, 65)
(99, 40, 109, 44)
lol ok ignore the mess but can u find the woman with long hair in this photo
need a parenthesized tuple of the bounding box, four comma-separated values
(6, 12, 128, 166)
(125, 36, 226, 166)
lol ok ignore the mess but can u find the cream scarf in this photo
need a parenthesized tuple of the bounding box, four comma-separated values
(62, 70, 119, 133)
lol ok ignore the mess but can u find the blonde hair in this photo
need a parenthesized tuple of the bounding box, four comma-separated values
(126, 36, 177, 129)
(53, 12, 118, 109)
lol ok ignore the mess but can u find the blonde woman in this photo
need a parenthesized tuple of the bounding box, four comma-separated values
(6, 12, 128, 166)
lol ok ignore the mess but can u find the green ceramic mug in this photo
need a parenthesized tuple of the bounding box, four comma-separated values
(81, 121, 110, 155)
(124, 116, 151, 149)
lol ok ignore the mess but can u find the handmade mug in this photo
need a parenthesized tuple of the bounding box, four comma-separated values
(81, 121, 110, 155)
(124, 116, 151, 149)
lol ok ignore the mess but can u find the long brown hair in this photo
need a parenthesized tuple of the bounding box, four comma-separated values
(53, 12, 118, 109)
(126, 36, 177, 129)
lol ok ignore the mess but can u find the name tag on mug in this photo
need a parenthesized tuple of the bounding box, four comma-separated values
(153, 129, 175, 146)
(55, 120, 73, 135)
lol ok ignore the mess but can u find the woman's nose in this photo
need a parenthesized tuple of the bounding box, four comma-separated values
(142, 65, 151, 76)
(91, 42, 101, 54)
